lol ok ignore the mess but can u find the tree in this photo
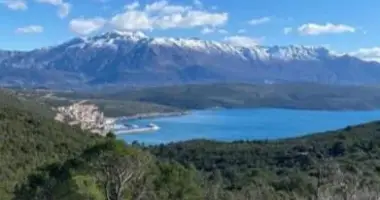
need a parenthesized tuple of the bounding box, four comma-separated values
(106, 131, 116, 139)
(95, 140, 152, 200)
(154, 162, 203, 200)
(329, 141, 346, 157)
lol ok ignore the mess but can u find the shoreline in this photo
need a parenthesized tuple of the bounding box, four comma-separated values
(110, 111, 188, 135)
(118, 111, 190, 121)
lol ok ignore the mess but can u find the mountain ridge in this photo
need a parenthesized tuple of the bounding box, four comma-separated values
(1, 31, 380, 88)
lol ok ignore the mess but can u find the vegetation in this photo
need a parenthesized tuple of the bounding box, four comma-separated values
(149, 122, 380, 196)
(0, 93, 102, 199)
(88, 99, 180, 117)
(4, 87, 380, 199)
(11, 118, 380, 200)
(0, 89, 55, 117)
(11, 89, 181, 117)
(23, 83, 380, 117)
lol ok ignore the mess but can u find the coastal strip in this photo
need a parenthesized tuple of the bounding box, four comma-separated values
(54, 100, 189, 136)
(119, 111, 189, 121)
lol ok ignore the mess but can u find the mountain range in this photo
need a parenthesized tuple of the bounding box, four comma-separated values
(1, 31, 380, 89)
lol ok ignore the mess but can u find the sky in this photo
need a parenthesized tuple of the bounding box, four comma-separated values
(1, 0, 380, 61)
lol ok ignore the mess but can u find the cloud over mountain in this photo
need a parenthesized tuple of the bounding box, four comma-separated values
(298, 23, 355, 35)
(349, 47, 380, 62)
(111, 0, 228, 31)
(69, 18, 106, 35)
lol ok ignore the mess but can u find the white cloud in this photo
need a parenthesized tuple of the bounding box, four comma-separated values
(349, 47, 380, 62)
(110, 10, 153, 31)
(1, 0, 27, 10)
(58, 2, 70, 18)
(15, 25, 44, 34)
(125, 1, 139, 10)
(157, 10, 227, 29)
(237, 29, 246, 34)
(69, 17, 106, 35)
(35, 0, 71, 18)
(223, 36, 261, 47)
(111, 1, 228, 31)
(297, 23, 355, 35)
(144, 0, 189, 14)
(248, 17, 271, 25)
(283, 27, 292, 34)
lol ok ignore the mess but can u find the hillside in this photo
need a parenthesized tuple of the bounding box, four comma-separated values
(0, 93, 102, 199)
(0, 89, 55, 118)
(150, 121, 380, 198)
(4, 87, 380, 199)
(11, 113, 380, 200)
(1, 32, 380, 88)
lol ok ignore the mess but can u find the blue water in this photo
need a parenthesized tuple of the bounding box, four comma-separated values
(116, 108, 380, 144)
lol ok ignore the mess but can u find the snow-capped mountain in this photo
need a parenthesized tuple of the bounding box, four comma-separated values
(0, 31, 380, 88)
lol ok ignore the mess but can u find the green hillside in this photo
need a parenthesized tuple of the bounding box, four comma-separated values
(0, 92, 102, 199)
(0, 89, 55, 118)
(3, 87, 380, 199)
(150, 121, 380, 198)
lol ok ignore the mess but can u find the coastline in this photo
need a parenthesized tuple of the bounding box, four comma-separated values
(112, 111, 188, 135)
(118, 111, 190, 121)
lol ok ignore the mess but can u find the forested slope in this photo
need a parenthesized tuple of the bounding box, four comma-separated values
(0, 92, 101, 199)
(3, 87, 380, 199)
(150, 122, 380, 197)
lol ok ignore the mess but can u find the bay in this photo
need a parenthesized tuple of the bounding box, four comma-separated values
(116, 108, 380, 144)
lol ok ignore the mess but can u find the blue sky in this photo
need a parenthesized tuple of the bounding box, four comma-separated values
(1, 0, 380, 61)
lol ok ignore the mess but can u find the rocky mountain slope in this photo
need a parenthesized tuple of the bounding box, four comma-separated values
(1, 31, 380, 88)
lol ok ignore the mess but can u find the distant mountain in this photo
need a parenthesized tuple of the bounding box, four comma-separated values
(1, 31, 380, 88)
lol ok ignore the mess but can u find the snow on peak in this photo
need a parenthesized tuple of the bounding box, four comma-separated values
(88, 31, 148, 43)
(61, 31, 150, 49)
(100, 30, 148, 39)
(57, 32, 333, 61)
(261, 45, 331, 61)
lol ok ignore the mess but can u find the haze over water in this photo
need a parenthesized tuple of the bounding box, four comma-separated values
(117, 108, 380, 144)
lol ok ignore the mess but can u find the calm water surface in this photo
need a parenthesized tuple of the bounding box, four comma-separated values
(116, 108, 380, 144)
